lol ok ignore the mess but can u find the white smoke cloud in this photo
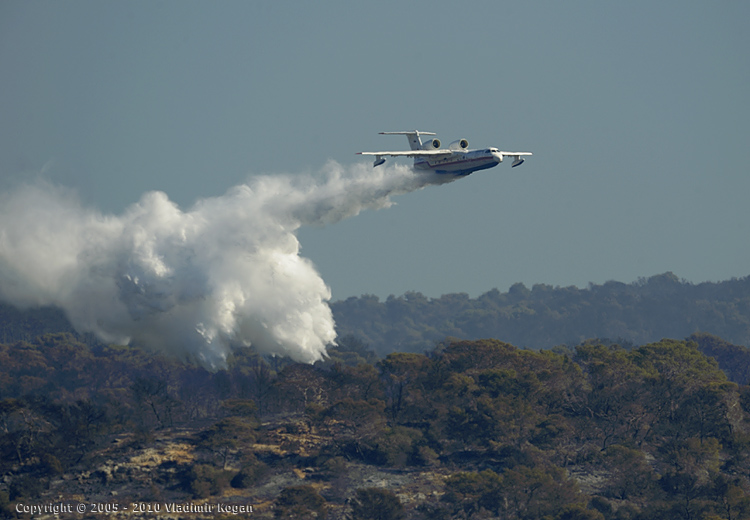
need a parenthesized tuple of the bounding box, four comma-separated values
(0, 161, 450, 369)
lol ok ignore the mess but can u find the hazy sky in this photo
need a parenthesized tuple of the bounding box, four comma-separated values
(2, 1, 748, 300)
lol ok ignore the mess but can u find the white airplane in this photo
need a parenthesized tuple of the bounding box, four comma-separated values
(357, 130, 532, 176)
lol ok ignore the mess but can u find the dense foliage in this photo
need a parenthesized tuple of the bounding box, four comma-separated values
(332, 273, 750, 357)
(0, 327, 749, 519)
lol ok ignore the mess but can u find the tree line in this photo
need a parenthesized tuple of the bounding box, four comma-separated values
(332, 272, 750, 357)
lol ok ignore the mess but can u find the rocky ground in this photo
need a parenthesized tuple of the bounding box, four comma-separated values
(11, 416, 461, 519)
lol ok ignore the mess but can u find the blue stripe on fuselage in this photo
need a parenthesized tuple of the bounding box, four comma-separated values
(434, 160, 499, 176)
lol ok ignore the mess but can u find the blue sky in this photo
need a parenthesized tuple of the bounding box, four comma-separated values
(2, 1, 748, 300)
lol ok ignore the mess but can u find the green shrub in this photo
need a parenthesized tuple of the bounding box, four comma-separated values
(230, 458, 268, 489)
(182, 464, 231, 498)
(350, 488, 404, 520)
(274, 485, 327, 519)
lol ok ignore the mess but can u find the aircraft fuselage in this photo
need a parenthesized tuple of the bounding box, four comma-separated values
(414, 148, 504, 176)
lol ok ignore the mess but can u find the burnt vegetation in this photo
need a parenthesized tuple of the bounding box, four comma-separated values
(1, 276, 750, 519)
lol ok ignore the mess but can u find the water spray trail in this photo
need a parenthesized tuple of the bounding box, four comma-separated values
(0, 162, 451, 369)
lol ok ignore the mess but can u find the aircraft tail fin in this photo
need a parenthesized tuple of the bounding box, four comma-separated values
(379, 131, 436, 151)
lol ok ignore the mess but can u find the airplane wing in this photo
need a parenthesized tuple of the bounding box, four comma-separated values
(357, 149, 454, 166)
(357, 150, 453, 158)
(499, 152, 533, 157)
(499, 151, 533, 168)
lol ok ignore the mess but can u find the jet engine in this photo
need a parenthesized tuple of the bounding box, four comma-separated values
(421, 138, 441, 150)
(448, 139, 469, 150)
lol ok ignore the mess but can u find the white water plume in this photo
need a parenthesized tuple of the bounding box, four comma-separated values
(0, 161, 451, 369)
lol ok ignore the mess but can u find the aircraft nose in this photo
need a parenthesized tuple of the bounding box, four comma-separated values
(491, 151, 503, 163)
